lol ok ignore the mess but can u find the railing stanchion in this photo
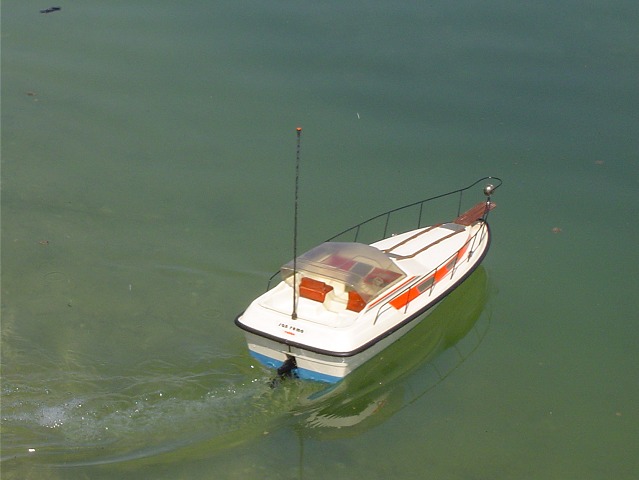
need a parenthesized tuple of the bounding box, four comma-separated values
(383, 212, 391, 239)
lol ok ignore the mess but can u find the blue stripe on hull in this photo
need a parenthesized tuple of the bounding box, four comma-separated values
(249, 350, 342, 384)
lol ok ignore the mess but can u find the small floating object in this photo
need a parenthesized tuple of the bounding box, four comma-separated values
(40, 6, 61, 14)
(235, 135, 501, 384)
(551, 227, 562, 234)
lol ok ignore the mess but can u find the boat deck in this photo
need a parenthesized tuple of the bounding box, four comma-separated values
(373, 223, 472, 276)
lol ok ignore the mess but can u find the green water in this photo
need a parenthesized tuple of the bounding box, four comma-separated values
(2, 1, 638, 478)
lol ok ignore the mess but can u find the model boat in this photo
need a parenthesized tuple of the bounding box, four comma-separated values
(236, 176, 501, 383)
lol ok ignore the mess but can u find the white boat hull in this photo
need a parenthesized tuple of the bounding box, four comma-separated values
(236, 182, 500, 383)
(241, 303, 439, 383)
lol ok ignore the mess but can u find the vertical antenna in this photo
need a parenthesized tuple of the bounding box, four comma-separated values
(292, 127, 302, 320)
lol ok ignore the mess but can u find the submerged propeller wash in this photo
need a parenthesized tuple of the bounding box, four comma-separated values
(236, 165, 501, 383)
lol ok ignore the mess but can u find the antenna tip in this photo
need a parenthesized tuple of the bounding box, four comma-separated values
(296, 126, 302, 132)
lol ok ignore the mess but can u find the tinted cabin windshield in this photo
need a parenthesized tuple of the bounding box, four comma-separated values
(281, 242, 406, 302)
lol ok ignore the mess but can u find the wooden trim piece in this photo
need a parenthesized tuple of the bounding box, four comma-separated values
(382, 224, 441, 254)
(454, 202, 496, 226)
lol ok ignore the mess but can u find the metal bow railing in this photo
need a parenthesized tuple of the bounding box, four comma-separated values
(267, 176, 502, 291)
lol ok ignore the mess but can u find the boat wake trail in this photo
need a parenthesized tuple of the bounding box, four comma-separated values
(1, 355, 325, 468)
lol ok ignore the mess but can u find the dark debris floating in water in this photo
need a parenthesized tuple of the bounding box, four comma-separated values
(40, 7, 61, 14)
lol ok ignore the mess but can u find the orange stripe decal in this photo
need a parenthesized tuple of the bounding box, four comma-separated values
(389, 286, 419, 309)
(368, 276, 417, 309)
(387, 233, 478, 310)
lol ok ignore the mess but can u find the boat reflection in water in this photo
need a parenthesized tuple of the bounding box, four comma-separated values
(292, 266, 491, 439)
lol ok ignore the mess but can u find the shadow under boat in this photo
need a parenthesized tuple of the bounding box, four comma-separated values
(292, 265, 491, 439)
